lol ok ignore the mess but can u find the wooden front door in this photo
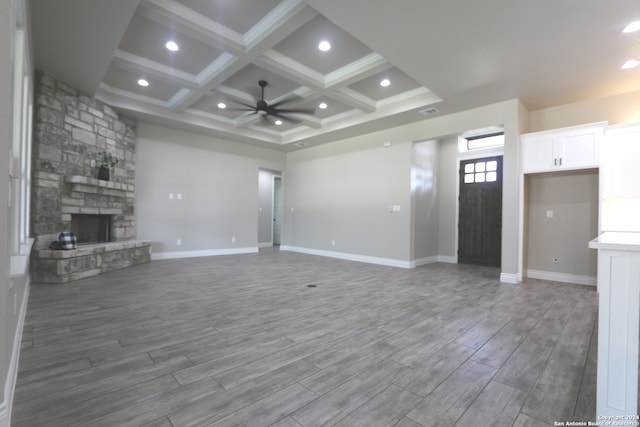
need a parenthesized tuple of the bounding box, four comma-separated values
(458, 156, 503, 267)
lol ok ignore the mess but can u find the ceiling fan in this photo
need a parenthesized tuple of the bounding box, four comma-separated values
(232, 80, 315, 124)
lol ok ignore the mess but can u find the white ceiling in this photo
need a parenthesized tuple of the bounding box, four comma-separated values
(30, 0, 640, 150)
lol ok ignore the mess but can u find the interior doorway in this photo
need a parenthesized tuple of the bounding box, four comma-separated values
(273, 176, 282, 245)
(458, 155, 503, 267)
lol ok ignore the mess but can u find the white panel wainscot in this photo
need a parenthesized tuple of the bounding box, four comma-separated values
(589, 232, 640, 419)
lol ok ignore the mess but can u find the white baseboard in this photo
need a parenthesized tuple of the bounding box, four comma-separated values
(0, 277, 30, 427)
(151, 247, 259, 261)
(413, 256, 439, 267)
(437, 255, 458, 264)
(257, 242, 273, 248)
(500, 273, 519, 284)
(280, 246, 413, 269)
(526, 269, 597, 286)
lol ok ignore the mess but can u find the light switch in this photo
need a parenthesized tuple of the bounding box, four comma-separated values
(546, 210, 553, 218)
(169, 193, 174, 199)
(393, 205, 401, 213)
(177, 193, 182, 200)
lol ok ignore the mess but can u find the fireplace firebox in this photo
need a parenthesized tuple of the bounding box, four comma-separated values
(70, 214, 112, 244)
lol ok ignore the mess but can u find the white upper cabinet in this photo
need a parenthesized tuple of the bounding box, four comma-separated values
(521, 122, 605, 173)
(603, 123, 640, 199)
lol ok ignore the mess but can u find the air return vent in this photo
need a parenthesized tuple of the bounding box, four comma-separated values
(419, 107, 440, 116)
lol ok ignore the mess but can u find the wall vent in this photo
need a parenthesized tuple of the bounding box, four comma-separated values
(419, 107, 440, 116)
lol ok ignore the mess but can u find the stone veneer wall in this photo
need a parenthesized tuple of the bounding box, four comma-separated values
(30, 71, 150, 283)
(31, 71, 136, 244)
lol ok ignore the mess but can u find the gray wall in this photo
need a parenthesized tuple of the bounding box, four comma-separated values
(437, 137, 459, 260)
(135, 122, 285, 255)
(283, 99, 523, 272)
(527, 172, 599, 278)
(411, 139, 439, 262)
(283, 136, 413, 263)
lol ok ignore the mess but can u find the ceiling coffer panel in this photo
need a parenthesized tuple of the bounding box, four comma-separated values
(92, 0, 441, 148)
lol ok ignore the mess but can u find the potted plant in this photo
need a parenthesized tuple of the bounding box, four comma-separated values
(98, 151, 119, 181)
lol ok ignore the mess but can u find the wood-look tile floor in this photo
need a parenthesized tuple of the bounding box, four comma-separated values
(13, 249, 598, 426)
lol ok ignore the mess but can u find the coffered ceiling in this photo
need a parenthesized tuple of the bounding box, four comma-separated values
(30, 0, 640, 150)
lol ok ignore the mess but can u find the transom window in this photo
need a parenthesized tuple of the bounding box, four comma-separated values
(464, 160, 498, 184)
(466, 132, 504, 151)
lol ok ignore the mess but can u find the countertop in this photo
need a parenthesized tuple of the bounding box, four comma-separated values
(589, 231, 640, 251)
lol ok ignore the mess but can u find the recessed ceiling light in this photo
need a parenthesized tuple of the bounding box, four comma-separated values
(319, 102, 328, 109)
(623, 21, 640, 33)
(217, 102, 227, 109)
(137, 79, 149, 87)
(380, 78, 391, 87)
(275, 120, 283, 126)
(165, 41, 179, 51)
(621, 60, 640, 69)
(318, 40, 331, 52)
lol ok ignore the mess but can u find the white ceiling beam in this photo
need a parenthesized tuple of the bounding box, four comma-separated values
(324, 53, 392, 89)
(256, 50, 324, 91)
(158, 0, 317, 113)
(168, 53, 246, 111)
(331, 87, 377, 113)
(243, 0, 313, 51)
(291, 114, 322, 129)
(139, 0, 245, 54)
(111, 50, 199, 89)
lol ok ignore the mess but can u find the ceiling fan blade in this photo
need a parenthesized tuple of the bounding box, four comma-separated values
(269, 93, 303, 109)
(232, 101, 257, 110)
(271, 108, 315, 115)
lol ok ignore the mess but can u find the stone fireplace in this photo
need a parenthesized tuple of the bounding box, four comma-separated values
(71, 214, 112, 244)
(30, 72, 150, 283)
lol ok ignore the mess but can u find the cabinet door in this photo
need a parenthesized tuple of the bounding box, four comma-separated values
(557, 128, 601, 170)
(602, 125, 640, 198)
(521, 134, 555, 173)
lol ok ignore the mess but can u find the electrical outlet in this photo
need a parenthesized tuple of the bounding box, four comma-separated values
(232, 237, 236, 243)
(331, 240, 336, 246)
(176, 238, 182, 245)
